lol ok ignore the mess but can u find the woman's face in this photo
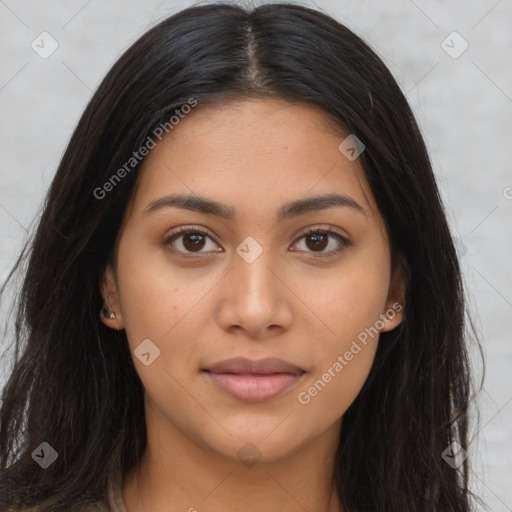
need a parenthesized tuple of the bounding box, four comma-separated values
(101, 99, 405, 465)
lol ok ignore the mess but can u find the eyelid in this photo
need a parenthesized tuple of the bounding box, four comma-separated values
(162, 225, 219, 256)
(290, 225, 352, 257)
(164, 225, 216, 241)
(294, 223, 350, 242)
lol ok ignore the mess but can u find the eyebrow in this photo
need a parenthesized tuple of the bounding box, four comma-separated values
(143, 192, 366, 221)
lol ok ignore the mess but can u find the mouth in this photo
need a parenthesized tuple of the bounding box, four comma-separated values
(202, 357, 306, 403)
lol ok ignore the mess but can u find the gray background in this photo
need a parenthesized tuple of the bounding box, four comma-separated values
(0, 0, 511, 509)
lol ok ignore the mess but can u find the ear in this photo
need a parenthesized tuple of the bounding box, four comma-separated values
(99, 264, 125, 330)
(380, 254, 408, 333)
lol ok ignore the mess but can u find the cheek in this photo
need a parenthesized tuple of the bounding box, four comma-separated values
(114, 238, 214, 397)
(296, 294, 382, 423)
(294, 259, 389, 417)
(310, 258, 391, 342)
(115, 237, 213, 344)
(296, 342, 378, 429)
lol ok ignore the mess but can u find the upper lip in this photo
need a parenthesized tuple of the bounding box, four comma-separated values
(203, 357, 304, 375)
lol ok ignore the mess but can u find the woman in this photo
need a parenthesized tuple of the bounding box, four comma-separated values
(0, 2, 482, 511)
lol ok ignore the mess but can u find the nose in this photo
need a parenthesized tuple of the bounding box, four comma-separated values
(216, 248, 293, 340)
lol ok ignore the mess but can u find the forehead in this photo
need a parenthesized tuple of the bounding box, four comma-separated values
(128, 98, 379, 223)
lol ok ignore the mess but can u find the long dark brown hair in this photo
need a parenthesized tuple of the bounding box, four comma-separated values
(0, 2, 483, 511)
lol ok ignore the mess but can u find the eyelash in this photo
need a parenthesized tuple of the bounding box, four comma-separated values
(162, 225, 352, 259)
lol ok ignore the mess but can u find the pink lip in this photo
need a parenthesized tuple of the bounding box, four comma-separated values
(203, 357, 305, 403)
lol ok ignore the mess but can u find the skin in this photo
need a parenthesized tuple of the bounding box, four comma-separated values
(100, 98, 406, 512)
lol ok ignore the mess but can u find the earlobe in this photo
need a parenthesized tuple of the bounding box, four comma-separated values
(99, 264, 124, 330)
(380, 301, 404, 332)
(381, 254, 409, 333)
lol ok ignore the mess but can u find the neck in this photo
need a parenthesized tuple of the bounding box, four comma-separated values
(122, 417, 342, 512)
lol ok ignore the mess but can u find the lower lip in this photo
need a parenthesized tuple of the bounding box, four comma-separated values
(204, 372, 304, 402)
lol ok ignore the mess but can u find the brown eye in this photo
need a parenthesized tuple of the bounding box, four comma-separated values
(292, 228, 351, 257)
(305, 232, 329, 251)
(163, 225, 351, 259)
(181, 232, 206, 251)
(163, 227, 222, 257)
